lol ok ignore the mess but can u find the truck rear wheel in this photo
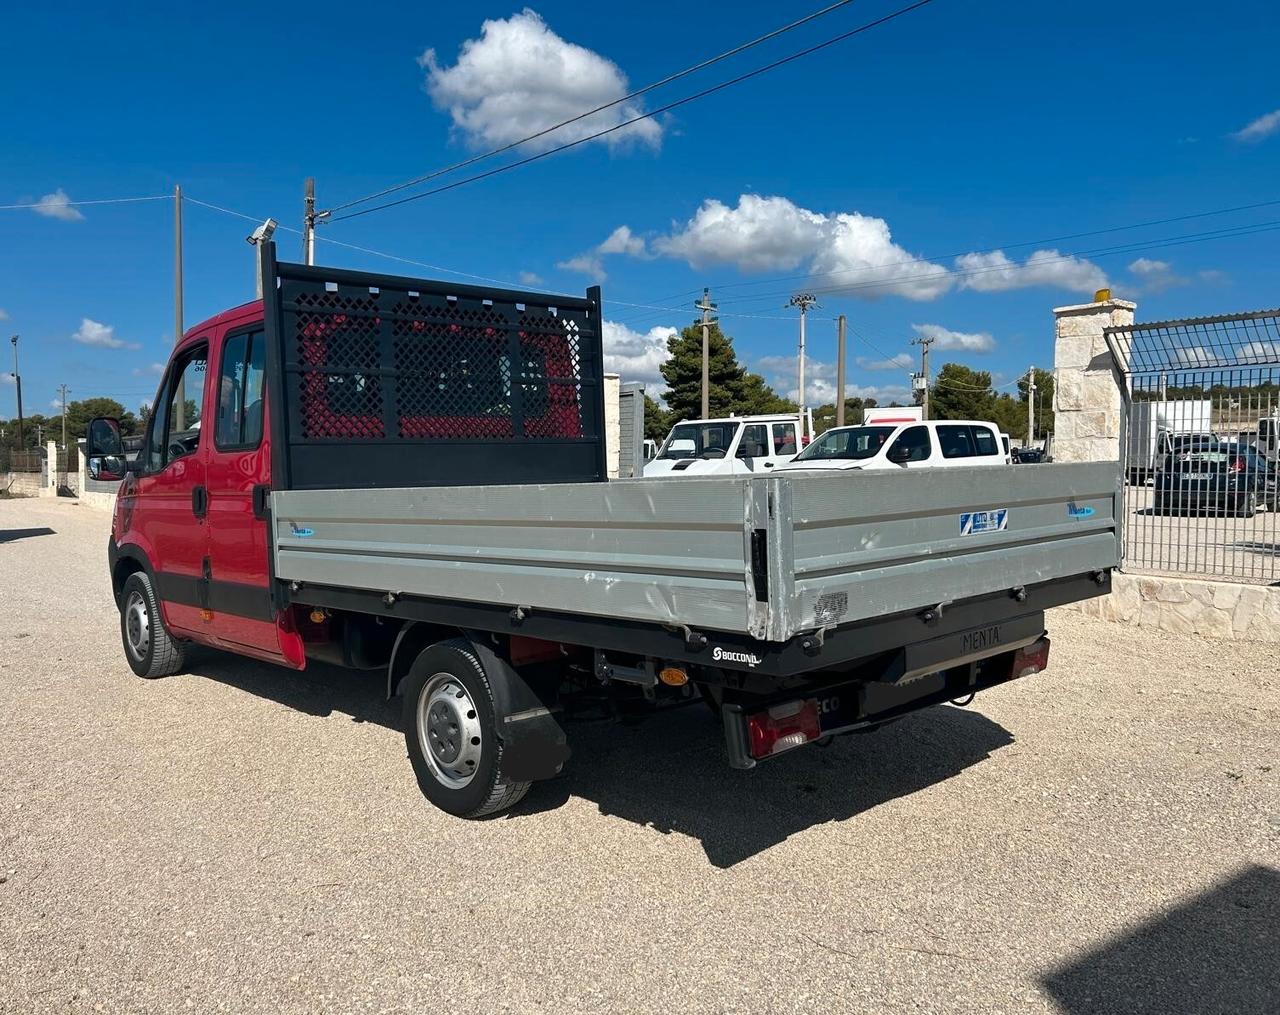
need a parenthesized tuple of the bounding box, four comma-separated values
(119, 572, 186, 679)
(401, 639, 530, 818)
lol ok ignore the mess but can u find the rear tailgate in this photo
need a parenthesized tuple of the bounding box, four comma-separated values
(767, 462, 1120, 641)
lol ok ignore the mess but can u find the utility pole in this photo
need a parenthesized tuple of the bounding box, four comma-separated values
(911, 333, 935, 420)
(694, 288, 717, 418)
(787, 293, 818, 416)
(1025, 365, 1036, 445)
(174, 185, 185, 431)
(302, 178, 330, 266)
(58, 384, 70, 450)
(835, 315, 847, 427)
(9, 335, 23, 451)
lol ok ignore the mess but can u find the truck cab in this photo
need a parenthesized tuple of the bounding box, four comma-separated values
(642, 414, 806, 477)
(100, 300, 304, 667)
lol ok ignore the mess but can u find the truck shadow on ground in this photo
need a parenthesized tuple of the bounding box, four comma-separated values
(1041, 864, 1280, 1015)
(182, 649, 1014, 868)
(517, 702, 1014, 867)
(0, 526, 56, 544)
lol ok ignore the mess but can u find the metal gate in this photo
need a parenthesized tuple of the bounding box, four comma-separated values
(1105, 309, 1280, 583)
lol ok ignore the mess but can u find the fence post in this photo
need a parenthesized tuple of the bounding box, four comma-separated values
(1052, 296, 1136, 463)
(77, 438, 87, 497)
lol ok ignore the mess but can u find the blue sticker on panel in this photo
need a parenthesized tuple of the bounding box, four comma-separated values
(960, 508, 1008, 535)
(1067, 502, 1095, 519)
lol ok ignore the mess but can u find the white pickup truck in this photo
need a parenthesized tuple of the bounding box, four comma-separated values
(643, 413, 809, 477)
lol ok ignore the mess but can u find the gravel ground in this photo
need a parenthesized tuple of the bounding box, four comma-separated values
(2, 496, 1278, 1015)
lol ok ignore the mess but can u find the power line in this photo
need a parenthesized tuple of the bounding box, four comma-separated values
(328, 0, 864, 215)
(328, 0, 937, 223)
(0, 195, 169, 211)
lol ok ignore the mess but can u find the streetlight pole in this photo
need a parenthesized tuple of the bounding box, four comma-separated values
(10, 335, 23, 451)
(787, 293, 818, 419)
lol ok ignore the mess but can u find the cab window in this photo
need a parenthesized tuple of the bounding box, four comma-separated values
(215, 330, 266, 449)
(773, 422, 798, 455)
(146, 344, 208, 471)
(973, 427, 1000, 456)
(737, 424, 769, 459)
(937, 425, 976, 459)
(888, 425, 932, 462)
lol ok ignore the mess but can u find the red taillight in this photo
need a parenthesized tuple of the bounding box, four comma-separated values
(1010, 637, 1051, 679)
(1229, 457, 1245, 474)
(747, 699, 821, 759)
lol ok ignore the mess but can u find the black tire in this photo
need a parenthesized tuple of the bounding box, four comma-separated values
(1236, 492, 1258, 518)
(119, 571, 186, 678)
(401, 638, 530, 818)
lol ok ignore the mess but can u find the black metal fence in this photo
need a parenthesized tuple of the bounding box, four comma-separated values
(1105, 310, 1280, 584)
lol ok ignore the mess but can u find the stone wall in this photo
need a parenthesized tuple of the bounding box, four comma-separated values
(2, 471, 43, 497)
(1052, 297, 1134, 463)
(1067, 571, 1280, 643)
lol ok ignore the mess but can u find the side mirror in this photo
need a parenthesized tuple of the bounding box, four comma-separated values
(887, 443, 913, 465)
(87, 417, 123, 457)
(89, 456, 126, 482)
(86, 417, 126, 482)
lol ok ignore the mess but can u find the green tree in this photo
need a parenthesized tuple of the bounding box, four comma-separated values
(659, 321, 790, 422)
(643, 394, 669, 441)
(64, 397, 139, 440)
(930, 363, 998, 421)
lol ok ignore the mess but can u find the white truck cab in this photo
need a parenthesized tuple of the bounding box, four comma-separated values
(779, 419, 1010, 473)
(643, 414, 807, 477)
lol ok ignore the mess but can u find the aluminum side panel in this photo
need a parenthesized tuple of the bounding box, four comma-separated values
(272, 477, 763, 636)
(778, 462, 1120, 638)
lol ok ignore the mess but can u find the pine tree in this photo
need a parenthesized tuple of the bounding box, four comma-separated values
(659, 321, 791, 422)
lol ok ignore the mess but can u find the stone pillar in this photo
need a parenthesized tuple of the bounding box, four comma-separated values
(603, 373, 621, 479)
(1052, 297, 1135, 463)
(41, 440, 59, 496)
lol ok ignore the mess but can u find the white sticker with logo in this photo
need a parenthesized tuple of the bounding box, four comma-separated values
(712, 646, 762, 667)
(959, 508, 1008, 535)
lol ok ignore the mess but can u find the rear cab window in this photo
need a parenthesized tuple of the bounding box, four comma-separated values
(737, 424, 770, 459)
(215, 329, 266, 450)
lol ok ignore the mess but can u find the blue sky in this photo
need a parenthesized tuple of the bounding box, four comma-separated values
(2, 0, 1278, 418)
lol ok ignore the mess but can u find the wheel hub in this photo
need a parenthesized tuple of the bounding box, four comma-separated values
(124, 590, 151, 662)
(416, 674, 484, 789)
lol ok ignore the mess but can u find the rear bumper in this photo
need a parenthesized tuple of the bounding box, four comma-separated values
(722, 634, 1047, 769)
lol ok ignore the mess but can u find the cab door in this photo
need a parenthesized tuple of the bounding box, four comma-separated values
(202, 321, 299, 665)
(120, 339, 211, 636)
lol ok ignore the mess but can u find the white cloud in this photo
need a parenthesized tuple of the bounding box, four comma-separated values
(602, 320, 674, 390)
(1231, 108, 1280, 143)
(0, 308, 8, 320)
(1127, 257, 1188, 294)
(1198, 268, 1230, 285)
(51, 398, 66, 411)
(2, 372, 13, 386)
(421, 9, 661, 153)
(756, 354, 911, 406)
(72, 318, 140, 350)
(31, 188, 85, 222)
(517, 270, 544, 287)
(955, 248, 1107, 295)
(558, 225, 649, 280)
(856, 352, 914, 371)
(910, 323, 997, 353)
(650, 195, 950, 301)
(132, 362, 166, 378)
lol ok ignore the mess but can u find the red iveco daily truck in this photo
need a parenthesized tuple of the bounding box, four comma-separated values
(86, 245, 1121, 818)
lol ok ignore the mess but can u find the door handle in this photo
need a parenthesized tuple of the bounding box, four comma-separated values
(763, 462, 774, 468)
(192, 485, 208, 519)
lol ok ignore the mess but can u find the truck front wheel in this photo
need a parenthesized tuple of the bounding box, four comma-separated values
(401, 639, 531, 818)
(119, 572, 186, 679)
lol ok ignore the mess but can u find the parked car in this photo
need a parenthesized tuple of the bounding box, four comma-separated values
(643, 414, 808, 477)
(1013, 447, 1045, 464)
(779, 420, 1010, 472)
(1154, 444, 1273, 516)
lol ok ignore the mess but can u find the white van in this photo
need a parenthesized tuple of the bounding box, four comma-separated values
(778, 420, 1010, 472)
(643, 414, 807, 477)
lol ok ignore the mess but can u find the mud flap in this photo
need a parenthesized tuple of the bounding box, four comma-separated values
(468, 635, 570, 782)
